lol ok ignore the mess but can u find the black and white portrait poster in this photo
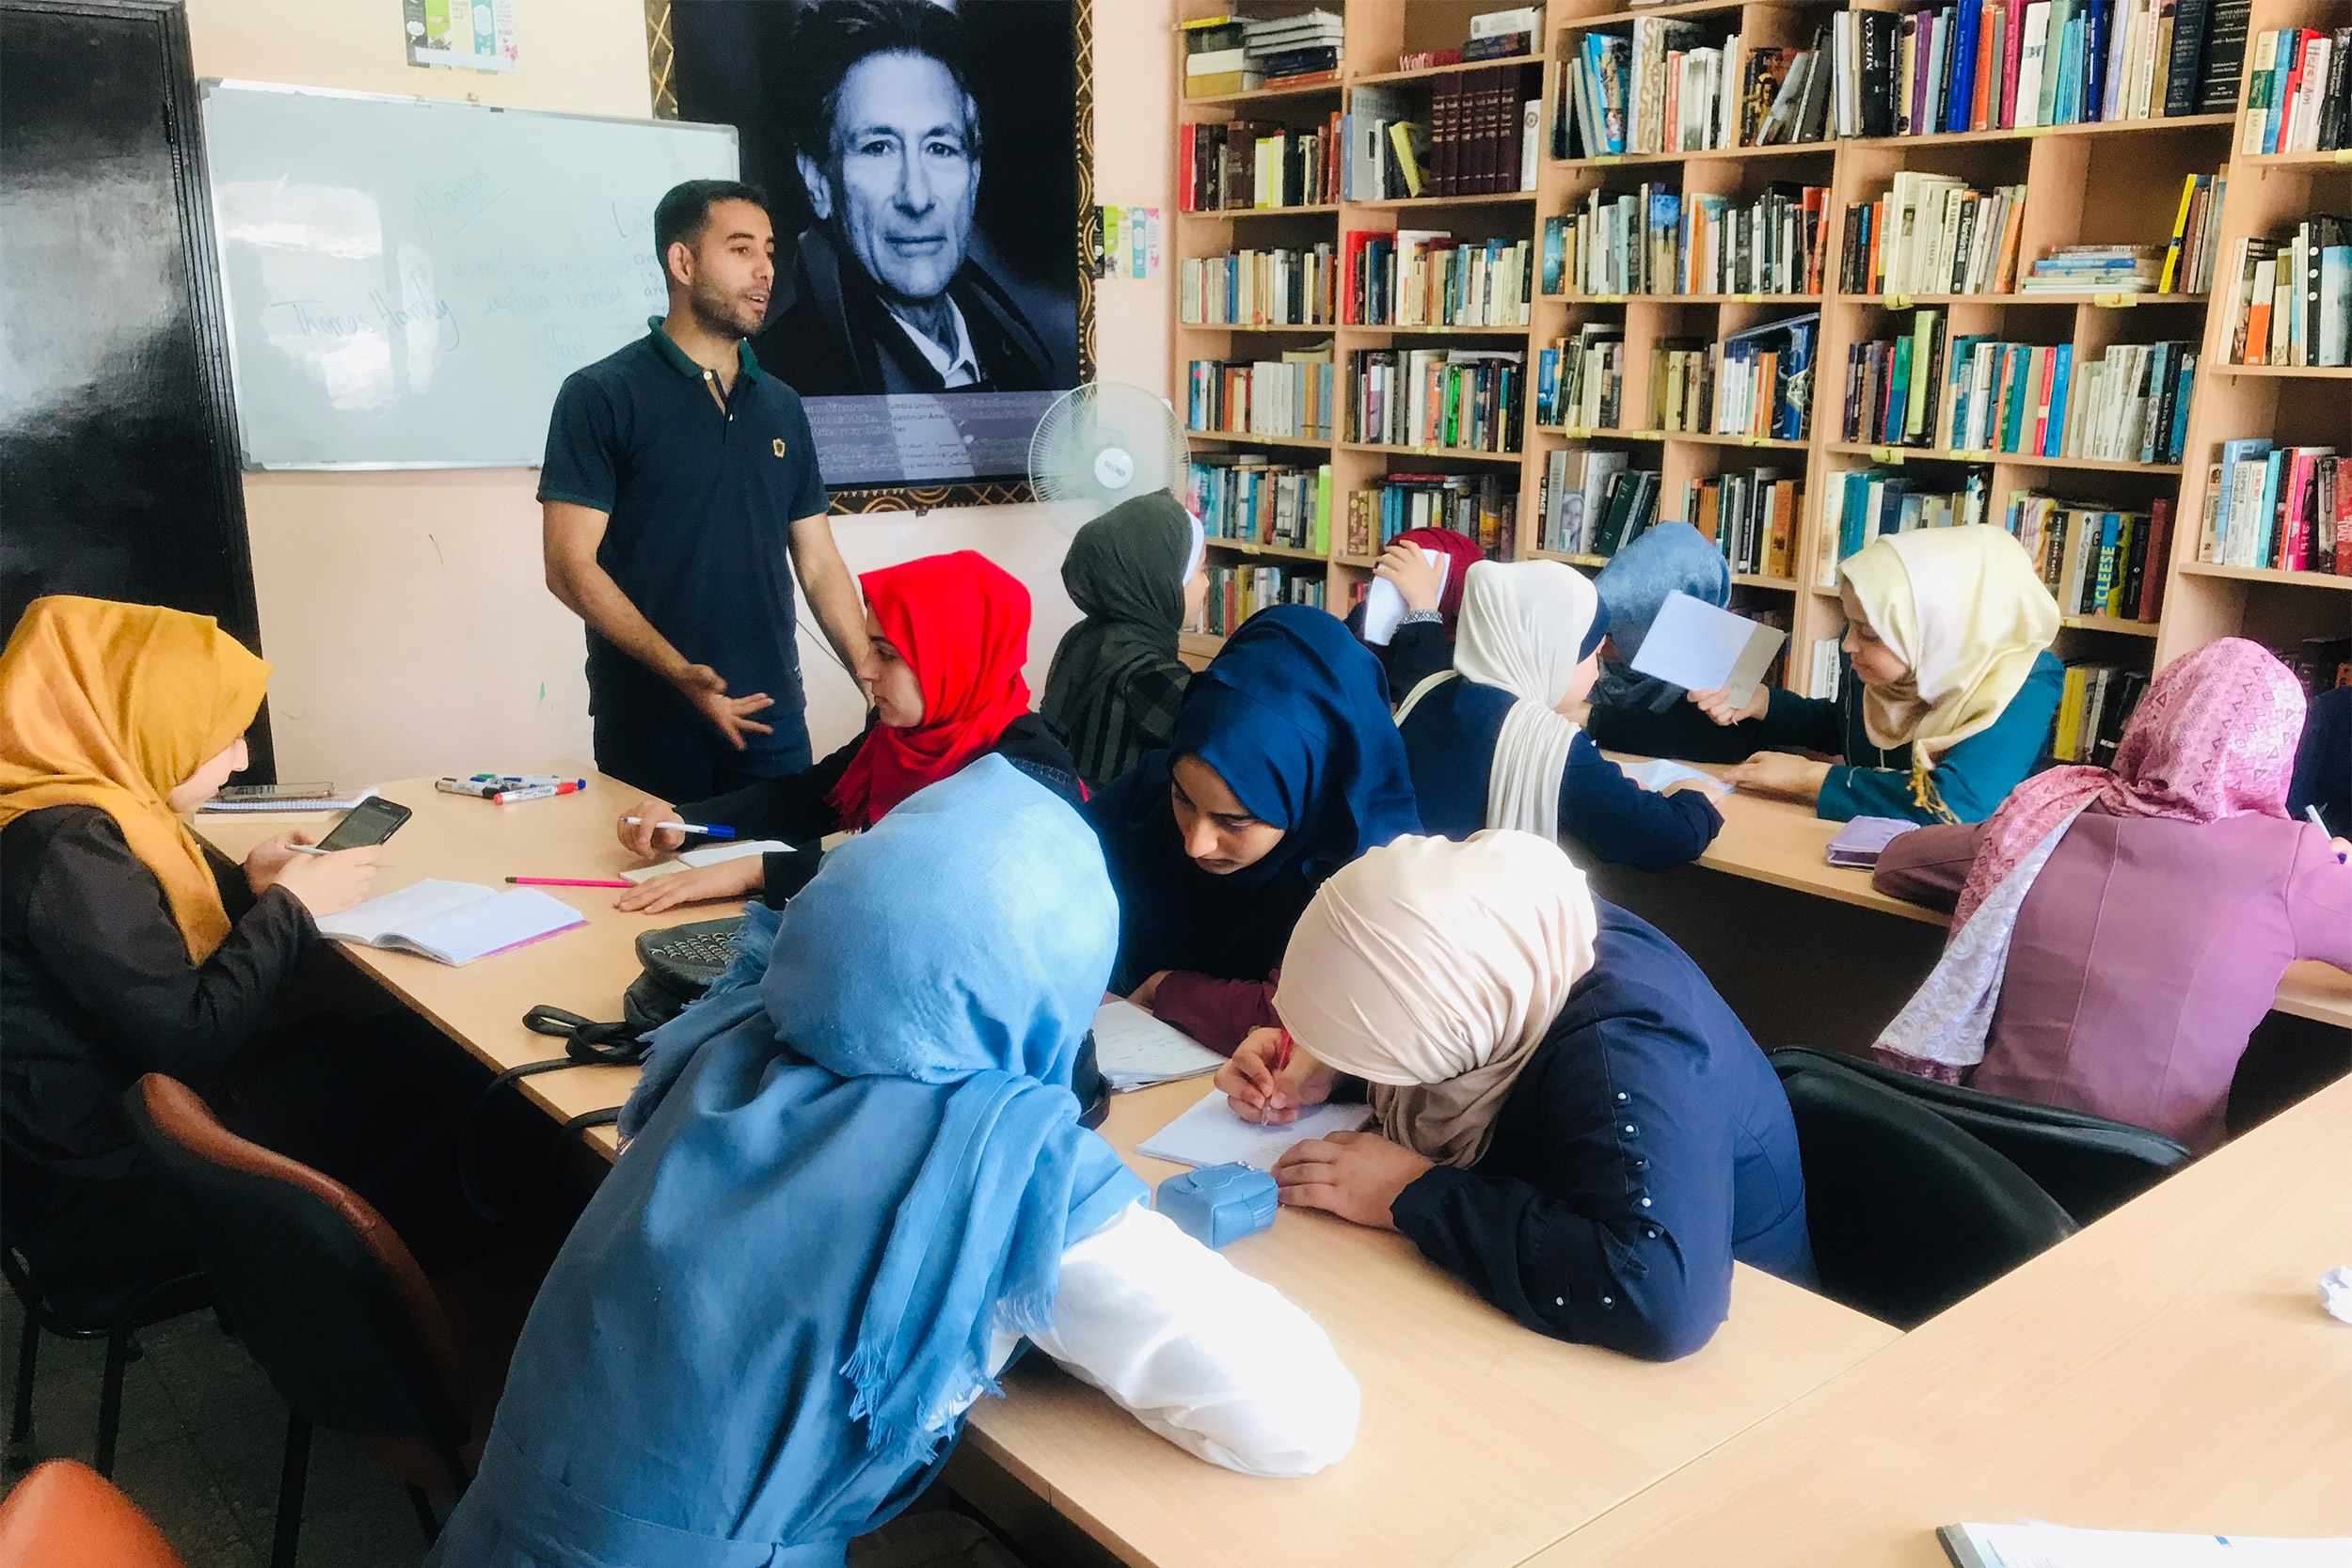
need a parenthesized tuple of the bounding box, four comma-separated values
(670, 0, 1083, 488)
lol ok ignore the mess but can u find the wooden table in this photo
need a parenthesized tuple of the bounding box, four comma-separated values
(1523, 1070, 2352, 1566)
(950, 1078, 1899, 1568)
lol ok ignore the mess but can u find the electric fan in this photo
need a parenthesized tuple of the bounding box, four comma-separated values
(1026, 382, 1192, 536)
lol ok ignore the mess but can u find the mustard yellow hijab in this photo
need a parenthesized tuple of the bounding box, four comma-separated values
(1838, 526, 2058, 768)
(0, 597, 271, 962)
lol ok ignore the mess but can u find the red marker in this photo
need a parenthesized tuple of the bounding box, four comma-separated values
(506, 876, 630, 889)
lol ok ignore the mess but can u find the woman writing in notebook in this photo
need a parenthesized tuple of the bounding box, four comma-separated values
(1870, 639, 2352, 1153)
(614, 550, 1081, 912)
(1685, 525, 2063, 824)
(1393, 558, 1722, 869)
(1580, 521, 1764, 764)
(434, 761, 1357, 1566)
(1088, 605, 1419, 1056)
(1215, 832, 1814, 1362)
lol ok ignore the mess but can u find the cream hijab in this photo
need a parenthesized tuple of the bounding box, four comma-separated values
(1272, 831, 1599, 1167)
(1838, 526, 2058, 768)
(1393, 561, 1598, 842)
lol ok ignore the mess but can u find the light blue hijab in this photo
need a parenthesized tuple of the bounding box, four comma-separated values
(434, 757, 1146, 1568)
(1591, 521, 1733, 713)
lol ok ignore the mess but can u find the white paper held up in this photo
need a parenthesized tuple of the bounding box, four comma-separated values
(1360, 548, 1447, 646)
(1629, 590, 1788, 709)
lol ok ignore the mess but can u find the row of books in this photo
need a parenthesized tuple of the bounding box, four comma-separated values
(2221, 219, 2352, 368)
(2202, 442, 2348, 576)
(1542, 182, 1830, 299)
(2050, 662, 2149, 765)
(1177, 119, 1344, 213)
(1819, 468, 1996, 584)
(1534, 449, 1645, 557)
(1341, 230, 1534, 328)
(1184, 457, 1332, 554)
(1554, 19, 1836, 160)
(1184, 350, 1336, 442)
(2242, 24, 2352, 154)
(1181, 10, 1343, 99)
(1841, 176, 2026, 297)
(1648, 314, 1820, 442)
(1831, 0, 2249, 140)
(1180, 245, 1338, 328)
(1346, 348, 1527, 455)
(1199, 566, 1327, 638)
(2015, 495, 2173, 621)
(1536, 325, 1627, 431)
(1348, 75, 1541, 203)
(1684, 469, 1802, 578)
(2153, 170, 2229, 295)
(1345, 473, 1518, 560)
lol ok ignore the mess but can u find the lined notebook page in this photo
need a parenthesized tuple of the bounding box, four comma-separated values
(1136, 1094, 1374, 1172)
(1091, 1000, 1227, 1091)
(314, 879, 490, 944)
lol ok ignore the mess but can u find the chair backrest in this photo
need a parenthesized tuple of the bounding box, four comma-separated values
(1773, 1058, 2076, 1329)
(1771, 1047, 2192, 1225)
(0, 1459, 183, 1568)
(122, 1075, 469, 1461)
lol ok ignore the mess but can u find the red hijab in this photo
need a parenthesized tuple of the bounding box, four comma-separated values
(1391, 527, 1488, 632)
(828, 550, 1035, 830)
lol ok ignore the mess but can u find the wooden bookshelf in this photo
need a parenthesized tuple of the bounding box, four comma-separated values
(1170, 0, 2341, 676)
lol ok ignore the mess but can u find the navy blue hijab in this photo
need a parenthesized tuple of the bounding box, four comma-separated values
(1087, 604, 1421, 991)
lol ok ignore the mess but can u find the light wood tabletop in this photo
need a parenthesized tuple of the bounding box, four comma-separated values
(1524, 1070, 2352, 1567)
(951, 1077, 1899, 1568)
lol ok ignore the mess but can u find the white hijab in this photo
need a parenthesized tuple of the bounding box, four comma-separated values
(1396, 560, 1598, 843)
(1273, 831, 1599, 1166)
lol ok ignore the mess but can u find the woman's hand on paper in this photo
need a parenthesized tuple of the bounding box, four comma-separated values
(1687, 684, 1769, 726)
(1272, 1132, 1432, 1231)
(271, 846, 380, 918)
(613, 857, 763, 915)
(617, 797, 685, 860)
(1217, 1026, 1337, 1127)
(1719, 751, 1832, 804)
(1374, 541, 1445, 612)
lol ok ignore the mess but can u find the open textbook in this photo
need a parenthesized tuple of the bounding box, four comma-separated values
(315, 879, 586, 966)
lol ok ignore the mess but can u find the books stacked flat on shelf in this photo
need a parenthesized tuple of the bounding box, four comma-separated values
(1419, 65, 1544, 197)
(1684, 468, 1801, 577)
(1536, 324, 1628, 429)
(1202, 564, 1326, 636)
(2011, 493, 2171, 619)
(1186, 344, 1336, 440)
(1819, 467, 1994, 582)
(2023, 244, 2162, 293)
(1182, 245, 1339, 326)
(1834, 0, 2253, 138)
(1346, 473, 1517, 559)
(1841, 175, 2026, 296)
(1243, 9, 1343, 89)
(1544, 182, 1827, 298)
(1183, 15, 1258, 98)
(1341, 230, 1534, 327)
(1841, 309, 1950, 446)
(2051, 663, 2150, 765)
(2156, 169, 2228, 293)
(1186, 456, 1333, 553)
(1930, 332, 2196, 461)
(2243, 24, 2352, 153)
(1346, 347, 1526, 454)
(2199, 441, 2349, 575)
(2221, 218, 2352, 367)
(1178, 116, 1344, 211)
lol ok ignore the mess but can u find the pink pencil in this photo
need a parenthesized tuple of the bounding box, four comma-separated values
(506, 877, 631, 889)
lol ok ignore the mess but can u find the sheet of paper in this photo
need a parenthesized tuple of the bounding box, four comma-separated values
(1616, 757, 1728, 797)
(1941, 1523, 2352, 1568)
(1628, 591, 1788, 708)
(314, 879, 491, 944)
(620, 840, 791, 884)
(1136, 1093, 1374, 1172)
(1090, 999, 1227, 1091)
(403, 887, 586, 965)
(1359, 548, 1447, 645)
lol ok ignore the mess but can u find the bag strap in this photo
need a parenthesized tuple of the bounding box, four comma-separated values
(456, 1007, 649, 1220)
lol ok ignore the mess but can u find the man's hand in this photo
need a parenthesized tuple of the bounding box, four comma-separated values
(1272, 1131, 1433, 1229)
(674, 664, 774, 752)
(1216, 1026, 1338, 1126)
(1688, 684, 1771, 725)
(1719, 751, 1833, 803)
(613, 856, 764, 914)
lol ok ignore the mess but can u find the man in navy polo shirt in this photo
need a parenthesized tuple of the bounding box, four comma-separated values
(540, 180, 867, 800)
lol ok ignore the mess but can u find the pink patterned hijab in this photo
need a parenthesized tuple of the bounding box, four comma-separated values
(1952, 639, 2306, 931)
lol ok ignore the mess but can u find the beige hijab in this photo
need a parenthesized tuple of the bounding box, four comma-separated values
(1272, 831, 1599, 1166)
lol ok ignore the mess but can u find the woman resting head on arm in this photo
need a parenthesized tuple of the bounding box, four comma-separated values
(433, 758, 1358, 1566)
(617, 550, 1061, 912)
(1692, 525, 2062, 824)
(1216, 831, 1813, 1361)
(1041, 491, 1208, 791)
(1086, 605, 1420, 1039)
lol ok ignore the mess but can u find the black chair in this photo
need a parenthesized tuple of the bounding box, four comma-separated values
(1772, 1056, 2076, 1329)
(125, 1074, 546, 1567)
(1, 1151, 212, 1478)
(1771, 1047, 2193, 1226)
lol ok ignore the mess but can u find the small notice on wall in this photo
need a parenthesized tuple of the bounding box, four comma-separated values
(405, 0, 517, 73)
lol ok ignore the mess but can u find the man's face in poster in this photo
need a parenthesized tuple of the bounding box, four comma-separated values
(796, 49, 980, 309)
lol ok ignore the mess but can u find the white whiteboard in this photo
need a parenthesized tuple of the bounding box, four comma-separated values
(199, 80, 739, 468)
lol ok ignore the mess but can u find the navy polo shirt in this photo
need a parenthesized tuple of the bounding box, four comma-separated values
(539, 318, 829, 765)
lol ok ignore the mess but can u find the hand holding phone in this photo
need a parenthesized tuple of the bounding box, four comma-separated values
(312, 796, 412, 853)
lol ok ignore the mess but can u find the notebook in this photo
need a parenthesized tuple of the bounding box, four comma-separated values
(1629, 591, 1788, 709)
(1136, 1092, 1373, 1172)
(315, 879, 587, 965)
(1359, 548, 1447, 645)
(619, 839, 791, 884)
(1616, 757, 1728, 797)
(1938, 1524, 2350, 1568)
(198, 787, 378, 814)
(1090, 1000, 1228, 1092)
(1825, 816, 1919, 868)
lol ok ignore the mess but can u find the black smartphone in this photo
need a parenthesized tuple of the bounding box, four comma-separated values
(313, 796, 412, 852)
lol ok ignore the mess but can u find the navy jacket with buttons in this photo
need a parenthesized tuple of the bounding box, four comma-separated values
(1388, 899, 1816, 1361)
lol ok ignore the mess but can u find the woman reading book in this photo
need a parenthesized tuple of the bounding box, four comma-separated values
(1216, 831, 1814, 1362)
(1685, 525, 2062, 824)
(1040, 492, 1207, 792)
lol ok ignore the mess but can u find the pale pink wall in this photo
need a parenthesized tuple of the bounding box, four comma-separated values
(187, 0, 1176, 784)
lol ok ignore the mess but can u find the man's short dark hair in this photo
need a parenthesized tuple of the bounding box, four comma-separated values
(784, 0, 981, 164)
(653, 179, 769, 271)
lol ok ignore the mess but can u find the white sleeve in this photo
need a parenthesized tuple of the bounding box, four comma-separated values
(1010, 1201, 1360, 1478)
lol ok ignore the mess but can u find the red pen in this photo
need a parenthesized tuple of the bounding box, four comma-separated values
(506, 877, 630, 889)
(1271, 1027, 1295, 1075)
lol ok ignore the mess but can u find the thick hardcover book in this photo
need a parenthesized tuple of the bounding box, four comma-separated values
(2197, 0, 2253, 114)
(2165, 0, 2214, 116)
